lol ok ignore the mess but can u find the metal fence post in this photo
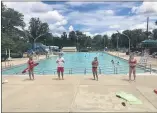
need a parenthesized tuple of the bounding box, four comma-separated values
(150, 64, 152, 74)
(144, 65, 146, 72)
(43, 70, 45, 75)
(116, 67, 118, 74)
(84, 68, 86, 75)
(99, 67, 101, 74)
(114, 66, 115, 74)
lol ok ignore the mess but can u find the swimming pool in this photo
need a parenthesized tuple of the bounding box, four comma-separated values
(2, 52, 145, 75)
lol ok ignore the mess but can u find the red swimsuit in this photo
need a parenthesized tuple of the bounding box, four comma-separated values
(92, 61, 98, 72)
(129, 59, 137, 68)
(28, 60, 34, 69)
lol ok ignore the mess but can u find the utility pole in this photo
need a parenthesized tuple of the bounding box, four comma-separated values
(8, 49, 11, 60)
(6, 49, 7, 55)
(147, 17, 149, 39)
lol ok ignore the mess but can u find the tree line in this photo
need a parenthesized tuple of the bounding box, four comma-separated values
(2, 2, 157, 54)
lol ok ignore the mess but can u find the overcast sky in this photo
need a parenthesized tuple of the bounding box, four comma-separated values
(4, 1, 157, 37)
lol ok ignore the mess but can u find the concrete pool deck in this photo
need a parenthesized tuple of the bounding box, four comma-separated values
(2, 75, 157, 112)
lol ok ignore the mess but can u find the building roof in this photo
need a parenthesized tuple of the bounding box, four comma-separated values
(62, 47, 76, 49)
(142, 40, 157, 44)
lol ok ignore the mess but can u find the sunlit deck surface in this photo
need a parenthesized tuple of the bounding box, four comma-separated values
(2, 75, 157, 112)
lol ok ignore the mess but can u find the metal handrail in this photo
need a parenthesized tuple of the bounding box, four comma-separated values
(3, 64, 155, 75)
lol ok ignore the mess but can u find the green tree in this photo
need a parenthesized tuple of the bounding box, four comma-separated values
(27, 17, 50, 48)
(153, 29, 157, 40)
(52, 36, 63, 48)
(1, 2, 29, 54)
(130, 29, 146, 48)
(103, 35, 109, 48)
(75, 31, 82, 50)
(1, 32, 15, 51)
(61, 32, 67, 40)
(60, 32, 68, 47)
(41, 33, 54, 46)
(92, 35, 103, 50)
(86, 36, 92, 48)
(2, 3, 25, 33)
(111, 33, 118, 48)
(69, 31, 77, 46)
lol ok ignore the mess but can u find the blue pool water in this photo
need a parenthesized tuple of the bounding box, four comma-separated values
(2, 52, 145, 75)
